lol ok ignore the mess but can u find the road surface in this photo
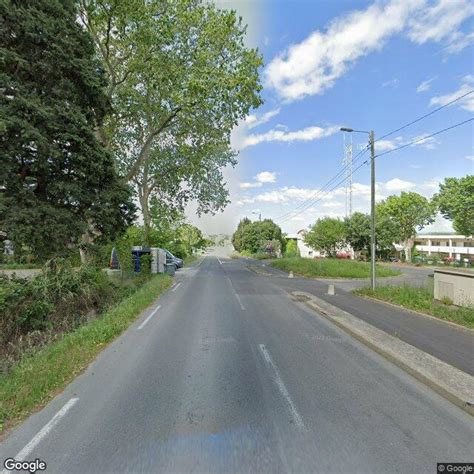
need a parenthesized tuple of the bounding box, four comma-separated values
(1, 251, 472, 473)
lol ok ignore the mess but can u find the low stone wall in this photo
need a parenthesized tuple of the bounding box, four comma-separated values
(434, 269, 474, 307)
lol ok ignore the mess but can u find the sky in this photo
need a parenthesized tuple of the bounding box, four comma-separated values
(187, 0, 474, 235)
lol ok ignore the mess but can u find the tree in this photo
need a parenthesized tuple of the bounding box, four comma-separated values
(304, 218, 346, 257)
(232, 218, 251, 252)
(434, 176, 474, 236)
(233, 219, 285, 254)
(344, 212, 371, 253)
(177, 224, 204, 255)
(79, 0, 263, 239)
(0, 0, 134, 261)
(376, 192, 436, 261)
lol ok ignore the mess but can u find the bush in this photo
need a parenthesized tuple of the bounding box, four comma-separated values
(285, 239, 300, 258)
(0, 259, 148, 373)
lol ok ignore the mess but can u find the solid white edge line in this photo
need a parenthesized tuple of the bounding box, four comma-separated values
(3, 398, 79, 469)
(137, 305, 161, 330)
(217, 257, 222, 264)
(258, 344, 305, 429)
(171, 282, 182, 292)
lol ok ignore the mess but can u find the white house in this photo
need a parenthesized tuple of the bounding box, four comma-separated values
(414, 233, 473, 261)
(286, 229, 321, 258)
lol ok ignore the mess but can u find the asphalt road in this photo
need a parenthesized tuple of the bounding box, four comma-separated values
(1, 252, 472, 473)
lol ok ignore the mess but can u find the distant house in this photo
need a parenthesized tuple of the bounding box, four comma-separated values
(414, 233, 473, 261)
(286, 229, 321, 259)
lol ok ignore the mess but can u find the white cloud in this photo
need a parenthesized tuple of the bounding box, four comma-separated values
(410, 133, 438, 149)
(407, 0, 474, 45)
(416, 77, 436, 92)
(265, 0, 473, 101)
(255, 171, 277, 183)
(384, 178, 416, 192)
(245, 108, 281, 129)
(382, 78, 399, 88)
(466, 155, 474, 161)
(239, 182, 262, 189)
(243, 125, 339, 148)
(430, 83, 474, 112)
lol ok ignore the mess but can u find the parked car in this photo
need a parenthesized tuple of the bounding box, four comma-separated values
(164, 249, 183, 269)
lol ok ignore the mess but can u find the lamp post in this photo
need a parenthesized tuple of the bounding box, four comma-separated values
(340, 127, 376, 290)
(252, 211, 262, 222)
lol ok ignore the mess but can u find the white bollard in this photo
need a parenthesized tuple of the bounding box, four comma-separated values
(288, 271, 294, 278)
(328, 284, 335, 295)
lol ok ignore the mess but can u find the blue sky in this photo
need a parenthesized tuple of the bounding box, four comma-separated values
(190, 0, 474, 234)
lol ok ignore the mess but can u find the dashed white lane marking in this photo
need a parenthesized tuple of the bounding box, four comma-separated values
(258, 344, 305, 429)
(1, 398, 79, 472)
(226, 276, 245, 311)
(171, 282, 182, 292)
(137, 305, 161, 330)
(217, 257, 222, 265)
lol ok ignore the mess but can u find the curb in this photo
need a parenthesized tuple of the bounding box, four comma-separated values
(353, 294, 473, 333)
(291, 291, 474, 416)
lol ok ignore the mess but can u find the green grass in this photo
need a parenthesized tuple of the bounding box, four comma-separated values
(353, 286, 474, 329)
(270, 257, 400, 279)
(0, 263, 40, 269)
(183, 254, 198, 265)
(0, 274, 172, 434)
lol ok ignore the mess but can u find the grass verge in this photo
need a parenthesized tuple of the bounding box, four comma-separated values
(0, 274, 172, 434)
(183, 254, 198, 265)
(353, 286, 474, 329)
(270, 257, 400, 279)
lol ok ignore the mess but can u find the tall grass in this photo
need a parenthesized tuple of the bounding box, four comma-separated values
(0, 274, 172, 433)
(354, 285, 474, 328)
(270, 257, 400, 279)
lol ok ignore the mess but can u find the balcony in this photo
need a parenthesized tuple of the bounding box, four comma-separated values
(416, 245, 474, 255)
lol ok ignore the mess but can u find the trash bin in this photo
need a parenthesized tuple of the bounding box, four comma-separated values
(165, 263, 175, 276)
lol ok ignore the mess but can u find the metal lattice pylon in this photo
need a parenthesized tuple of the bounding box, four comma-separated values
(342, 132, 353, 217)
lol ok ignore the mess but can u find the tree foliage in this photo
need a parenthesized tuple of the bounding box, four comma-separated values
(434, 176, 474, 236)
(376, 192, 436, 259)
(232, 219, 285, 254)
(79, 0, 263, 236)
(344, 212, 371, 252)
(0, 0, 134, 260)
(304, 217, 346, 257)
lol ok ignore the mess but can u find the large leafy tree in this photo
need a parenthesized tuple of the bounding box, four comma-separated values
(0, 0, 134, 261)
(304, 217, 346, 257)
(434, 176, 474, 236)
(79, 0, 263, 239)
(344, 212, 371, 253)
(233, 219, 284, 254)
(376, 192, 436, 260)
(232, 217, 251, 252)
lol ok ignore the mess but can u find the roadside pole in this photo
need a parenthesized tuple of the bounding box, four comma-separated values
(370, 131, 376, 290)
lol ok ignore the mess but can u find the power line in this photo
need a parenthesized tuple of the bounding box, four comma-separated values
(277, 117, 473, 225)
(376, 118, 473, 158)
(274, 146, 369, 222)
(272, 91, 473, 225)
(278, 156, 370, 224)
(378, 89, 473, 141)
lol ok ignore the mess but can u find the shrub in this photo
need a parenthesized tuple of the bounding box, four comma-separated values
(0, 259, 144, 373)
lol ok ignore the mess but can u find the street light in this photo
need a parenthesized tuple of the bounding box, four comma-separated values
(252, 211, 262, 222)
(340, 127, 376, 290)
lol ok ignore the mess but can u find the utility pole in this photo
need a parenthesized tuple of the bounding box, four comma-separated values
(340, 127, 376, 290)
(369, 131, 376, 290)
